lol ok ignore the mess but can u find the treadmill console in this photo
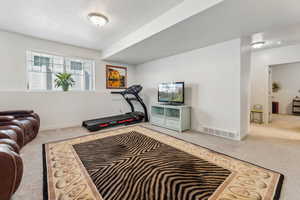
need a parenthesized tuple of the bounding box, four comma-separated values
(125, 85, 142, 94)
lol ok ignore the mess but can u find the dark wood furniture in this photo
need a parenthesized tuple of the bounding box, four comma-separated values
(272, 102, 279, 114)
(292, 99, 300, 115)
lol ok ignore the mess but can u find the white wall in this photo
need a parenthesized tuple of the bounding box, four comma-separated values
(135, 38, 251, 140)
(0, 30, 136, 130)
(239, 37, 252, 138)
(251, 44, 300, 123)
(272, 62, 300, 114)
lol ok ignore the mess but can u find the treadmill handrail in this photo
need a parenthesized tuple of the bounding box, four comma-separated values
(110, 85, 149, 122)
(111, 91, 123, 94)
(126, 97, 138, 101)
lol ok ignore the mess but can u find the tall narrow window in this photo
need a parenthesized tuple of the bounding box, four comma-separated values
(65, 58, 95, 91)
(27, 51, 95, 91)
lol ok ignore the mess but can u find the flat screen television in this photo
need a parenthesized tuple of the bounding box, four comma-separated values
(158, 82, 184, 104)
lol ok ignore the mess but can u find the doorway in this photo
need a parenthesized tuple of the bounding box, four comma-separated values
(259, 61, 300, 140)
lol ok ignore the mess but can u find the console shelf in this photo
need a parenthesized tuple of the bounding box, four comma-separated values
(150, 104, 191, 132)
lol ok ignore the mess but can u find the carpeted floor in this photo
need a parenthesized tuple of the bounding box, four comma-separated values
(251, 114, 300, 140)
(12, 123, 300, 199)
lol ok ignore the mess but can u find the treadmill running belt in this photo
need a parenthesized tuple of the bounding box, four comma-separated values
(84, 114, 133, 126)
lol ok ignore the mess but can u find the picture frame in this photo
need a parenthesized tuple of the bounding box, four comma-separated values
(106, 65, 127, 89)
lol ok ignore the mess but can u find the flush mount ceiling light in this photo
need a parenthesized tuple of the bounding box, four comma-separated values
(88, 13, 109, 27)
(251, 41, 266, 49)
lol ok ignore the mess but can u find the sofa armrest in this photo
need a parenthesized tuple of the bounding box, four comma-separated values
(0, 139, 20, 154)
(0, 110, 34, 116)
(0, 116, 15, 122)
(0, 144, 23, 199)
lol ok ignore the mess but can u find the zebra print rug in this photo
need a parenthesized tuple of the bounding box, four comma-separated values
(43, 126, 283, 200)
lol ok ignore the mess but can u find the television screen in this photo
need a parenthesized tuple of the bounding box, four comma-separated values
(158, 82, 184, 104)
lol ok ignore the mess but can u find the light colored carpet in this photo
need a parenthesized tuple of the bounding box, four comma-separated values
(251, 114, 300, 140)
(12, 123, 300, 199)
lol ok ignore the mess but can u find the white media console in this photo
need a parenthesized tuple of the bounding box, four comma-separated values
(150, 104, 191, 132)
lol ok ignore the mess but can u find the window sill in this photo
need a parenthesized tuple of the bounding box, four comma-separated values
(26, 90, 97, 93)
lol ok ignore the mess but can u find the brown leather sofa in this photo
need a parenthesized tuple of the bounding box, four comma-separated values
(0, 110, 40, 200)
(0, 111, 40, 144)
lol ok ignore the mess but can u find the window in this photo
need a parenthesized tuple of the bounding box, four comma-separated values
(27, 51, 95, 91)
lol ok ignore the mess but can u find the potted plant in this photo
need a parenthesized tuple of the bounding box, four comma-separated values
(272, 82, 280, 93)
(54, 73, 75, 91)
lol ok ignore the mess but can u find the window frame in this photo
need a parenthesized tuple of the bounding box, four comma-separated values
(26, 50, 96, 92)
(65, 57, 96, 91)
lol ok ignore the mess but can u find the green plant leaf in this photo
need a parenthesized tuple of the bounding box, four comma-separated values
(54, 72, 75, 91)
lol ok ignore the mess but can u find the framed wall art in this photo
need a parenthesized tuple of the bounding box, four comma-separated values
(106, 65, 127, 89)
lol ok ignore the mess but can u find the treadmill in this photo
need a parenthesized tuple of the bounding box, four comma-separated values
(82, 85, 149, 132)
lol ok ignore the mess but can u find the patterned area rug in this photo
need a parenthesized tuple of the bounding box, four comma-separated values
(43, 126, 283, 200)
